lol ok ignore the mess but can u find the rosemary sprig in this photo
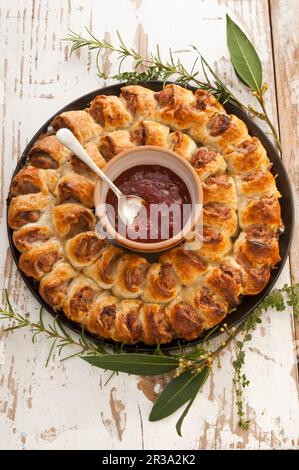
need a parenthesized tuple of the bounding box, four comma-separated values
(64, 28, 281, 152)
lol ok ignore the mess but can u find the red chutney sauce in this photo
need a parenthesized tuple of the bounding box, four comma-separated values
(105, 165, 192, 243)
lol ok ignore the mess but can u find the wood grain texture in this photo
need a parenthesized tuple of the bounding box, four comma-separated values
(0, 0, 298, 450)
(269, 0, 299, 345)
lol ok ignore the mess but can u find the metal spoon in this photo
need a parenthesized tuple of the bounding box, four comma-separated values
(56, 128, 145, 225)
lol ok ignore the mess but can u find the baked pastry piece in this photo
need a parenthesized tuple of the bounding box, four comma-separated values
(52, 203, 96, 238)
(238, 195, 281, 231)
(39, 261, 78, 309)
(154, 84, 196, 129)
(9, 83, 282, 345)
(203, 174, 237, 209)
(63, 275, 100, 324)
(169, 131, 197, 161)
(130, 120, 170, 147)
(160, 248, 208, 286)
(84, 245, 123, 289)
(120, 85, 157, 120)
(11, 166, 58, 196)
(192, 147, 227, 180)
(18, 240, 63, 280)
(142, 263, 181, 303)
(203, 202, 238, 236)
(223, 136, 271, 174)
(88, 95, 133, 130)
(197, 226, 232, 262)
(54, 173, 95, 207)
(8, 194, 52, 229)
(13, 224, 53, 252)
(99, 130, 134, 160)
(70, 141, 106, 180)
(28, 135, 70, 169)
(112, 254, 149, 299)
(52, 110, 101, 144)
(65, 231, 105, 268)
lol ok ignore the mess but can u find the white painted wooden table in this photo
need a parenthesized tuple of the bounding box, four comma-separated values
(0, 0, 298, 450)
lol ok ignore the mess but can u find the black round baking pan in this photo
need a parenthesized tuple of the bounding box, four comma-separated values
(6, 81, 294, 352)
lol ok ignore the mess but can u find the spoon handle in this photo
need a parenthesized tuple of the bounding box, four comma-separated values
(56, 128, 122, 198)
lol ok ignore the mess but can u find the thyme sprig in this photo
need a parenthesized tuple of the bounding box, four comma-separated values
(64, 28, 281, 151)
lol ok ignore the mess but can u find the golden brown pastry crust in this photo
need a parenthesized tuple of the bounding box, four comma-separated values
(52, 203, 96, 238)
(130, 120, 170, 147)
(9, 83, 282, 345)
(99, 130, 134, 160)
(65, 231, 105, 268)
(88, 95, 133, 130)
(52, 110, 102, 144)
(11, 166, 58, 196)
(28, 135, 70, 169)
(13, 224, 53, 252)
(54, 173, 95, 208)
(8, 194, 52, 230)
(19, 240, 63, 280)
(120, 85, 157, 120)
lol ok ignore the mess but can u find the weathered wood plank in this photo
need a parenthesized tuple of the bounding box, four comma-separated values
(269, 0, 299, 344)
(0, 0, 298, 450)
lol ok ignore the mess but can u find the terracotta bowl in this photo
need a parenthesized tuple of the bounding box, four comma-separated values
(94, 146, 202, 253)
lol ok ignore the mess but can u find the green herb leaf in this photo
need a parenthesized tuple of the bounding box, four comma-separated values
(149, 366, 210, 422)
(81, 353, 179, 376)
(226, 14, 262, 91)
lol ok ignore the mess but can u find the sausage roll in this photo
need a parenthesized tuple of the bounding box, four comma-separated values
(130, 120, 170, 147)
(160, 248, 208, 286)
(8, 83, 282, 345)
(169, 131, 197, 161)
(203, 174, 237, 209)
(190, 113, 248, 151)
(84, 245, 123, 289)
(154, 84, 196, 130)
(108, 299, 142, 343)
(140, 303, 173, 344)
(206, 258, 244, 306)
(87, 294, 118, 338)
(142, 263, 180, 303)
(65, 231, 105, 268)
(112, 254, 149, 299)
(238, 195, 282, 231)
(203, 202, 238, 236)
(63, 275, 100, 324)
(197, 226, 232, 262)
(88, 95, 132, 130)
(234, 170, 280, 200)
(193, 285, 228, 329)
(39, 261, 78, 310)
(54, 173, 95, 208)
(167, 299, 204, 340)
(234, 225, 280, 268)
(18, 240, 63, 280)
(28, 135, 70, 169)
(8, 194, 52, 230)
(234, 252, 271, 296)
(192, 147, 227, 181)
(52, 203, 96, 238)
(224, 136, 271, 175)
(12, 224, 53, 252)
(99, 130, 134, 160)
(120, 85, 157, 120)
(52, 110, 101, 144)
(11, 166, 58, 196)
(70, 141, 106, 180)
